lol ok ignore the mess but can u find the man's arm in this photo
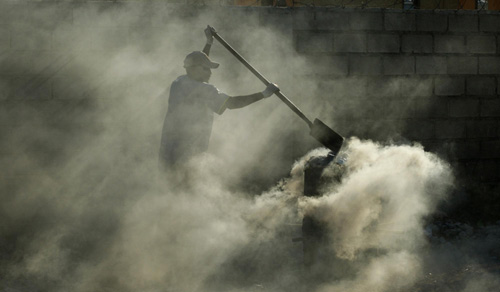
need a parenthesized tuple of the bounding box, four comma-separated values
(225, 93, 264, 109)
(225, 83, 279, 110)
(202, 43, 212, 56)
(203, 26, 214, 56)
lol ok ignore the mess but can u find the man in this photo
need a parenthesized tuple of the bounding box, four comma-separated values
(159, 26, 279, 170)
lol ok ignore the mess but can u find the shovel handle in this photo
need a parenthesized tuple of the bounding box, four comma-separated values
(211, 28, 313, 128)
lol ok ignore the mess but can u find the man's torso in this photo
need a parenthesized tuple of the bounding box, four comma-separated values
(159, 75, 229, 166)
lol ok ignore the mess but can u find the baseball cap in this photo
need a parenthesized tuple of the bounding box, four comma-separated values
(183, 51, 219, 69)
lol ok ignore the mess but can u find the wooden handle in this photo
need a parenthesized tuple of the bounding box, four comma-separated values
(211, 29, 313, 128)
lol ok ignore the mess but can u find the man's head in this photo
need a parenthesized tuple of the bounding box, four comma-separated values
(184, 51, 219, 83)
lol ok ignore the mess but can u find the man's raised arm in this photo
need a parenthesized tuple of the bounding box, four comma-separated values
(202, 26, 214, 56)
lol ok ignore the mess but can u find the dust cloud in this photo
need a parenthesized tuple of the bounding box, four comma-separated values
(299, 138, 453, 291)
(0, 2, 496, 292)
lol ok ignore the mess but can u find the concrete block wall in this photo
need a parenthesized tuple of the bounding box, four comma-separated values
(292, 8, 500, 186)
(0, 1, 499, 189)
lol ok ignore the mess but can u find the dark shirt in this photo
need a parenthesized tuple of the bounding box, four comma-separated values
(159, 75, 230, 168)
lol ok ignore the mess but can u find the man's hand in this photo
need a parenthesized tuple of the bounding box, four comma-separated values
(262, 83, 280, 98)
(205, 25, 215, 45)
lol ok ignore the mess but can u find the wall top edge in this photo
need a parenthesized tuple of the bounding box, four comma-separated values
(0, 0, 499, 15)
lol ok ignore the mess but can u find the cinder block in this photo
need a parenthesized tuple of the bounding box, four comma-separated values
(475, 161, 500, 180)
(365, 77, 402, 98)
(388, 100, 413, 119)
(302, 56, 349, 76)
(357, 99, 390, 119)
(219, 7, 263, 30)
(467, 76, 496, 96)
(498, 37, 500, 55)
(434, 77, 465, 96)
(27, 2, 74, 29)
(383, 56, 414, 75)
(52, 76, 94, 99)
(452, 140, 481, 160)
(0, 28, 9, 49)
(416, 13, 448, 32)
(0, 52, 32, 75)
(0, 156, 29, 176)
(349, 56, 382, 75)
(150, 2, 190, 27)
(480, 99, 500, 117)
(10, 29, 51, 50)
(448, 14, 478, 32)
(127, 1, 156, 26)
(0, 103, 14, 125)
(0, 3, 25, 26)
(479, 57, 500, 74)
(73, 2, 114, 27)
(52, 27, 99, 51)
(413, 98, 448, 118)
(480, 140, 500, 159)
(30, 52, 64, 74)
(435, 120, 466, 139)
(467, 35, 496, 54)
(466, 120, 498, 138)
(260, 8, 293, 33)
(448, 98, 479, 117)
(447, 56, 478, 75)
(479, 14, 500, 32)
(14, 100, 64, 123)
(349, 11, 384, 31)
(94, 27, 130, 50)
(435, 35, 466, 53)
(405, 120, 435, 140)
(416, 56, 447, 75)
(402, 34, 433, 53)
(323, 77, 368, 99)
(385, 12, 416, 31)
(367, 34, 400, 53)
(459, 141, 482, 160)
(9, 75, 52, 100)
(333, 33, 366, 53)
(312, 11, 350, 30)
(146, 2, 163, 27)
(400, 77, 433, 97)
(73, 2, 144, 27)
(291, 9, 312, 30)
(296, 32, 333, 53)
(52, 27, 76, 50)
(0, 76, 11, 100)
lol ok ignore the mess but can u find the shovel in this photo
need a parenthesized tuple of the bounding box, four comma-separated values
(208, 26, 344, 156)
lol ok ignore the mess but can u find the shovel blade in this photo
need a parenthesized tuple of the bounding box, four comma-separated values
(310, 118, 344, 156)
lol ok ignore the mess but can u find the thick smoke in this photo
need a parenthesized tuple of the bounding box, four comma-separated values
(1, 2, 498, 292)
